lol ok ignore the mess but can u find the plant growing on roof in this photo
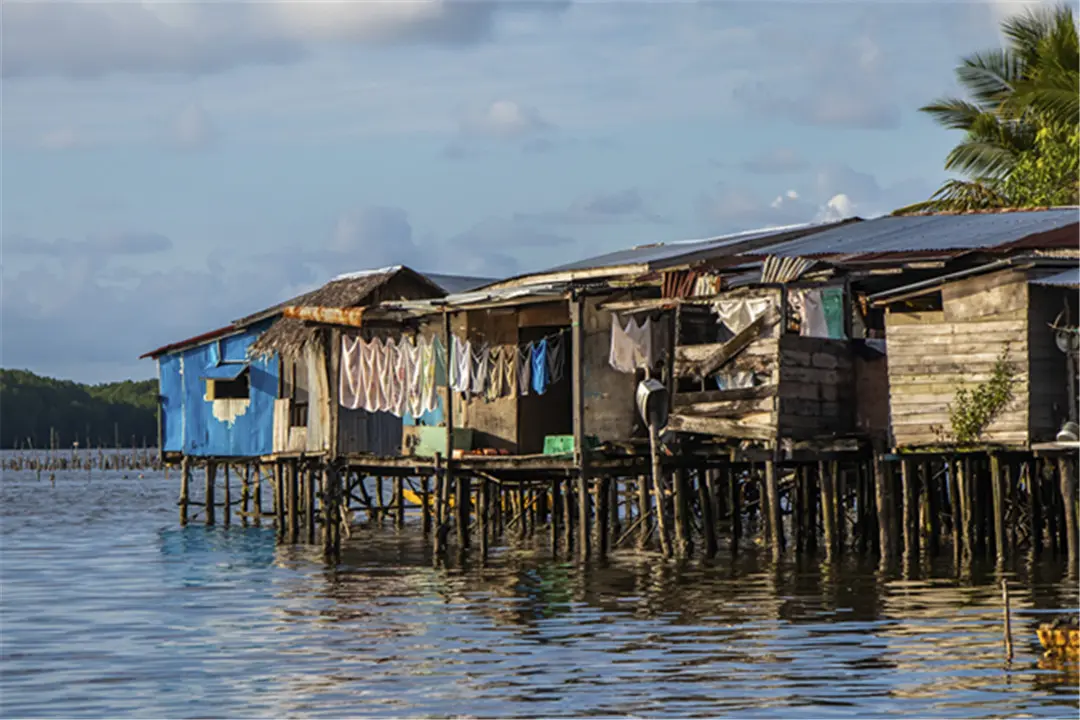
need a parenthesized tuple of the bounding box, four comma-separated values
(947, 345, 1019, 446)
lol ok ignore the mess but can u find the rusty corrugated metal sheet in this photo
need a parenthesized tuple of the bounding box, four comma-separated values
(139, 325, 236, 359)
(283, 305, 366, 327)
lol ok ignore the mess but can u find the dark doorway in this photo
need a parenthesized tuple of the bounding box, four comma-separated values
(516, 325, 573, 454)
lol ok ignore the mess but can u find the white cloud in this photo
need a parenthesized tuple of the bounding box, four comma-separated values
(464, 100, 552, 139)
(818, 193, 857, 222)
(38, 128, 83, 151)
(170, 104, 217, 150)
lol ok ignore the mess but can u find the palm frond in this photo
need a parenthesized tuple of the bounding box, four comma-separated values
(955, 49, 1023, 106)
(943, 140, 1021, 180)
(920, 98, 987, 130)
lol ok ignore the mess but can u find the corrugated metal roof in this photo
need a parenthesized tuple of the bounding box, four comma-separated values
(139, 325, 236, 359)
(539, 222, 839, 274)
(748, 208, 1079, 258)
(1030, 267, 1080, 288)
(421, 272, 496, 294)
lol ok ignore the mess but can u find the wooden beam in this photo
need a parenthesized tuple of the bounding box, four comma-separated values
(674, 307, 779, 380)
(283, 305, 366, 327)
(666, 412, 776, 441)
(570, 295, 591, 559)
(672, 385, 777, 409)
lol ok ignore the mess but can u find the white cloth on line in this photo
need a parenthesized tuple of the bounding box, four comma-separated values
(339, 336, 363, 410)
(796, 288, 829, 338)
(471, 345, 489, 396)
(609, 315, 655, 373)
(712, 297, 772, 335)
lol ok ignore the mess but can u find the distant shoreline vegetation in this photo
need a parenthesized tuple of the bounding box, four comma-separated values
(0, 369, 159, 450)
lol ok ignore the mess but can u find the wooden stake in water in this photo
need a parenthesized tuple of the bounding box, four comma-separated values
(1002, 578, 1013, 662)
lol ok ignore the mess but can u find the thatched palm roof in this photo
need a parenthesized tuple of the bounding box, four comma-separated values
(245, 266, 445, 358)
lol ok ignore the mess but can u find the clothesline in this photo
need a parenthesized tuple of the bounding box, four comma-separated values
(339, 328, 569, 416)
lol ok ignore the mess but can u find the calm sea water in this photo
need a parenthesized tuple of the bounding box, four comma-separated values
(1, 461, 1078, 718)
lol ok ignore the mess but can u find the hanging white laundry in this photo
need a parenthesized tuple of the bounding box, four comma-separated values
(712, 297, 773, 335)
(471, 345, 489, 396)
(451, 336, 471, 394)
(392, 338, 410, 417)
(373, 337, 393, 413)
(361, 338, 382, 413)
(339, 336, 363, 410)
(418, 336, 439, 414)
(797, 289, 829, 338)
(402, 337, 423, 418)
(609, 316, 638, 373)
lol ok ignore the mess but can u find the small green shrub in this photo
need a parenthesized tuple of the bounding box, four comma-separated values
(947, 345, 1019, 445)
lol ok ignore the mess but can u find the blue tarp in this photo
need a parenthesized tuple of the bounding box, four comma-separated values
(201, 363, 249, 380)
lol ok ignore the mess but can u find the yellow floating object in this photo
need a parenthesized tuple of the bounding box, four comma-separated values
(1037, 621, 1080, 662)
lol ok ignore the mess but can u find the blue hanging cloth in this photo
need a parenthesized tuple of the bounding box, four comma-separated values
(531, 339, 549, 395)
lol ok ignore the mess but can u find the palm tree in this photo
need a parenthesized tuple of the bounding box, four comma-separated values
(897, 4, 1078, 214)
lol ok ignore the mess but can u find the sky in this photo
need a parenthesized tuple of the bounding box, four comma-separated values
(1, 0, 1061, 383)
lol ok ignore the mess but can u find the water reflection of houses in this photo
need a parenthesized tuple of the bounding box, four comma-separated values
(143, 209, 1079, 572)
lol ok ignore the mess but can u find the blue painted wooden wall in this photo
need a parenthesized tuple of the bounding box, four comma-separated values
(157, 319, 278, 458)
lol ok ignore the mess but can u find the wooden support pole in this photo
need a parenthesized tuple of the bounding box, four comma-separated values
(835, 462, 846, 554)
(637, 474, 650, 550)
(697, 468, 718, 559)
(650, 425, 672, 558)
(901, 458, 916, 564)
(958, 458, 974, 563)
(179, 456, 191, 525)
(433, 454, 446, 555)
(479, 479, 490, 559)
(517, 483, 528, 541)
(924, 461, 940, 556)
(570, 294, 591, 560)
(597, 476, 610, 558)
(856, 461, 869, 554)
(551, 477, 561, 556)
(991, 454, 1006, 565)
(306, 468, 317, 544)
(820, 460, 837, 561)
(375, 476, 385, 522)
(252, 465, 262, 524)
(1059, 455, 1078, 572)
(794, 466, 807, 553)
(610, 476, 621, 543)
(321, 467, 332, 549)
(394, 476, 405, 529)
(288, 461, 299, 544)
(241, 463, 251, 525)
(442, 310, 458, 548)
(673, 468, 692, 558)
(765, 460, 781, 561)
(222, 464, 232, 527)
(456, 475, 471, 549)
(873, 453, 892, 560)
(421, 474, 432, 535)
(563, 477, 575, 554)
(275, 462, 285, 537)
(1027, 458, 1042, 559)
(205, 461, 217, 526)
(729, 465, 741, 553)
(948, 457, 961, 564)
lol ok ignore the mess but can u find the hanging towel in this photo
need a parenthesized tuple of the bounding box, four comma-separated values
(485, 346, 505, 400)
(821, 287, 846, 339)
(339, 335, 363, 409)
(374, 337, 395, 414)
(712, 297, 772, 335)
(610, 315, 654, 373)
(360, 338, 381, 413)
(502, 345, 517, 397)
(798, 289, 829, 339)
(431, 335, 448, 388)
(419, 336, 439, 414)
(402, 338, 423, 419)
(531, 339, 549, 395)
(471, 344, 489, 396)
(450, 336, 471, 394)
(517, 343, 532, 396)
(609, 315, 638, 373)
(547, 333, 566, 384)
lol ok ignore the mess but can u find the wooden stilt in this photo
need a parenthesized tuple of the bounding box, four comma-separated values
(873, 453, 892, 560)
(698, 468, 718, 558)
(275, 462, 285, 538)
(205, 461, 217, 526)
(610, 476, 621, 544)
(241, 464, 251, 525)
(179, 456, 191, 525)
(394, 476, 405, 529)
(421, 474, 432, 535)
(456, 475, 471, 549)
(306, 468, 317, 544)
(517, 483, 528, 541)
(856, 461, 869, 554)
(479, 479, 490, 559)
(433, 455, 446, 555)
(563, 477, 575, 553)
(991, 454, 1006, 565)
(636, 474, 650, 550)
(673, 468, 692, 558)
(729, 465, 741, 553)
(765, 460, 781, 561)
(222, 464, 232, 527)
(571, 294, 590, 560)
(794, 466, 806, 554)
(820, 460, 837, 561)
(375, 476, 385, 522)
(288, 461, 299, 544)
(1059, 455, 1078, 572)
(252, 465, 262, 525)
(924, 461, 940, 557)
(321, 468, 332, 549)
(597, 476, 610, 558)
(551, 477, 561, 556)
(1027, 458, 1042, 559)
(650, 426, 672, 558)
(901, 458, 916, 563)
(959, 458, 974, 564)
